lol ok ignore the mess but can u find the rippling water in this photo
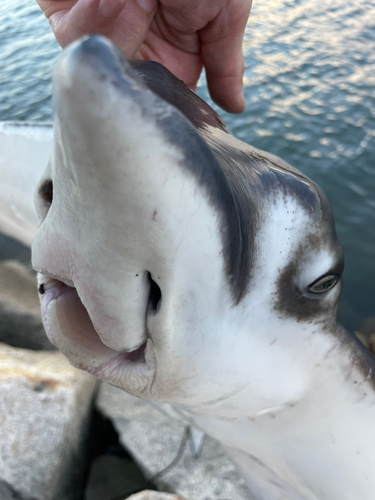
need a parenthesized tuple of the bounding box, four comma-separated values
(0, 0, 374, 330)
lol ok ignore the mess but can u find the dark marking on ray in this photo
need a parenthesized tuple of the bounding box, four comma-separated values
(131, 61, 228, 133)
(273, 187, 344, 323)
(38, 284, 45, 294)
(156, 120, 251, 304)
(274, 244, 344, 323)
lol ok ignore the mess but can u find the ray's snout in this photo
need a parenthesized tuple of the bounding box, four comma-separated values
(56, 35, 134, 92)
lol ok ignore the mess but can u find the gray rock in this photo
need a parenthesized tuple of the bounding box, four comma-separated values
(96, 383, 251, 500)
(0, 342, 97, 500)
(0, 260, 54, 350)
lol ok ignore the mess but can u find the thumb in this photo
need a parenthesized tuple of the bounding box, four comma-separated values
(50, 0, 157, 59)
(48, 0, 126, 48)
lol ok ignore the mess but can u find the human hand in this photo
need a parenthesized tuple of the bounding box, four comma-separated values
(36, 0, 252, 113)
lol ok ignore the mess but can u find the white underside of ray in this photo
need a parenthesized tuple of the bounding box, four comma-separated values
(0, 122, 52, 246)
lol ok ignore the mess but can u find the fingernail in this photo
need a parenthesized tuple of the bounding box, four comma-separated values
(98, 0, 125, 18)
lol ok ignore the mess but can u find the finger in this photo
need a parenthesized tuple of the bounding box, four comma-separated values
(138, 28, 203, 89)
(111, 0, 158, 58)
(202, 38, 246, 113)
(98, 0, 126, 18)
(200, 2, 252, 113)
(36, 1, 78, 18)
(48, 0, 126, 47)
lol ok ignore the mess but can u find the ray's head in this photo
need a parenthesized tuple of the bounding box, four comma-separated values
(32, 36, 344, 415)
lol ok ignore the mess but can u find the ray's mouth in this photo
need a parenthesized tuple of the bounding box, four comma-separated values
(36, 274, 153, 386)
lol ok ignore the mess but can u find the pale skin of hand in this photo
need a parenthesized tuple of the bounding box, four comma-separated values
(35, 0, 252, 113)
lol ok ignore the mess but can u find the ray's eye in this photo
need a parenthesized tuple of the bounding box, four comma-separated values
(308, 274, 339, 294)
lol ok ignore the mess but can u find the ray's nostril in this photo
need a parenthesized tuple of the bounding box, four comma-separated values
(39, 179, 53, 206)
(147, 272, 162, 314)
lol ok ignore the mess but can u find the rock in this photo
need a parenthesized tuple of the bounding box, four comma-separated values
(96, 383, 251, 500)
(127, 492, 185, 500)
(0, 260, 54, 350)
(0, 342, 97, 500)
